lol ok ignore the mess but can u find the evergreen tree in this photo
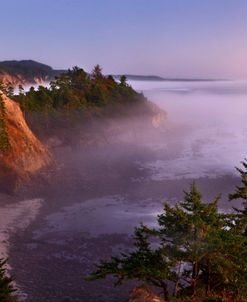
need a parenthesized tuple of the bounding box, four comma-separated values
(0, 259, 16, 302)
(6, 84, 14, 98)
(229, 159, 247, 215)
(120, 75, 127, 86)
(89, 183, 247, 301)
(14, 65, 145, 112)
(91, 64, 103, 81)
(228, 160, 247, 298)
(18, 85, 24, 96)
(88, 224, 173, 300)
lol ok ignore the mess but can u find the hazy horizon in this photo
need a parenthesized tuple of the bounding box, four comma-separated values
(1, 0, 247, 79)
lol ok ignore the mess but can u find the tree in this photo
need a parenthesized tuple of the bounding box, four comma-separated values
(6, 84, 14, 98)
(0, 259, 16, 301)
(89, 184, 247, 301)
(88, 225, 173, 300)
(120, 75, 127, 86)
(157, 184, 229, 298)
(18, 85, 24, 95)
(91, 64, 103, 81)
(229, 159, 247, 215)
(13, 64, 146, 113)
(228, 160, 247, 298)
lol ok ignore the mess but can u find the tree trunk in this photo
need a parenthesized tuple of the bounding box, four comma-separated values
(191, 261, 198, 299)
(160, 281, 168, 301)
(206, 259, 211, 296)
(174, 261, 182, 297)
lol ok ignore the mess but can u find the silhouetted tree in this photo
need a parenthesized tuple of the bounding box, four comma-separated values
(91, 64, 103, 81)
(0, 259, 16, 301)
(120, 75, 127, 86)
(229, 159, 247, 215)
(89, 183, 247, 301)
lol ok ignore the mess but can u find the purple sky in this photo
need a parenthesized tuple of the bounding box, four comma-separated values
(1, 0, 247, 78)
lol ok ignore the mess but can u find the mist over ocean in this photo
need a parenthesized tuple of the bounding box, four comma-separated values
(130, 79, 247, 179)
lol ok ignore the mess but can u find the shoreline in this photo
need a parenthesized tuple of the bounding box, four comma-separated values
(0, 198, 43, 301)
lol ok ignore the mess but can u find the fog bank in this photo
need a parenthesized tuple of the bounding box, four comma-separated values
(129, 79, 247, 179)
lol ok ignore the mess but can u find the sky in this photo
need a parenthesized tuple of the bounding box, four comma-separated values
(1, 0, 247, 78)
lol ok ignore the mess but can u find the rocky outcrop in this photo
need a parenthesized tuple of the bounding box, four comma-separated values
(0, 92, 51, 190)
(146, 101, 167, 128)
(0, 72, 49, 87)
(128, 287, 165, 302)
(0, 60, 64, 87)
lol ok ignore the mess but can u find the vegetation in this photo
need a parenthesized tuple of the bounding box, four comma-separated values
(0, 60, 59, 80)
(229, 160, 247, 215)
(0, 259, 16, 301)
(89, 163, 247, 302)
(13, 65, 144, 113)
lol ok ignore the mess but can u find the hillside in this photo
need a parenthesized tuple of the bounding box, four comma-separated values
(0, 65, 166, 191)
(11, 66, 166, 146)
(0, 60, 217, 87)
(0, 92, 51, 191)
(0, 60, 64, 86)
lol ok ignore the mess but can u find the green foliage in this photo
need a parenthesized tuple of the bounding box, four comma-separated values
(14, 65, 143, 113)
(89, 182, 247, 301)
(0, 259, 16, 301)
(0, 94, 10, 153)
(0, 60, 54, 80)
(89, 224, 173, 299)
(120, 75, 127, 86)
(91, 64, 103, 81)
(229, 159, 247, 215)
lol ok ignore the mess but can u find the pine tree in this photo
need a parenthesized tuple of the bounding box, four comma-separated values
(91, 64, 104, 81)
(88, 224, 173, 300)
(229, 159, 247, 215)
(89, 183, 247, 301)
(0, 259, 16, 301)
(228, 160, 247, 299)
(120, 75, 127, 86)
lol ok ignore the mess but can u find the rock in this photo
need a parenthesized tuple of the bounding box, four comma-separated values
(0, 92, 51, 190)
(147, 101, 167, 128)
(128, 286, 165, 302)
(0, 60, 60, 86)
(0, 72, 47, 87)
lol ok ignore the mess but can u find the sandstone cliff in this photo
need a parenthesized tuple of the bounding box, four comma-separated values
(0, 92, 51, 190)
(0, 72, 50, 87)
(0, 60, 63, 87)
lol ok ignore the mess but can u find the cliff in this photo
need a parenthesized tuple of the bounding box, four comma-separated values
(0, 92, 51, 190)
(0, 60, 63, 86)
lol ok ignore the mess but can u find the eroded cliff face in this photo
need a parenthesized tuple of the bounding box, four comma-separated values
(0, 72, 49, 87)
(147, 101, 167, 128)
(0, 92, 51, 190)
